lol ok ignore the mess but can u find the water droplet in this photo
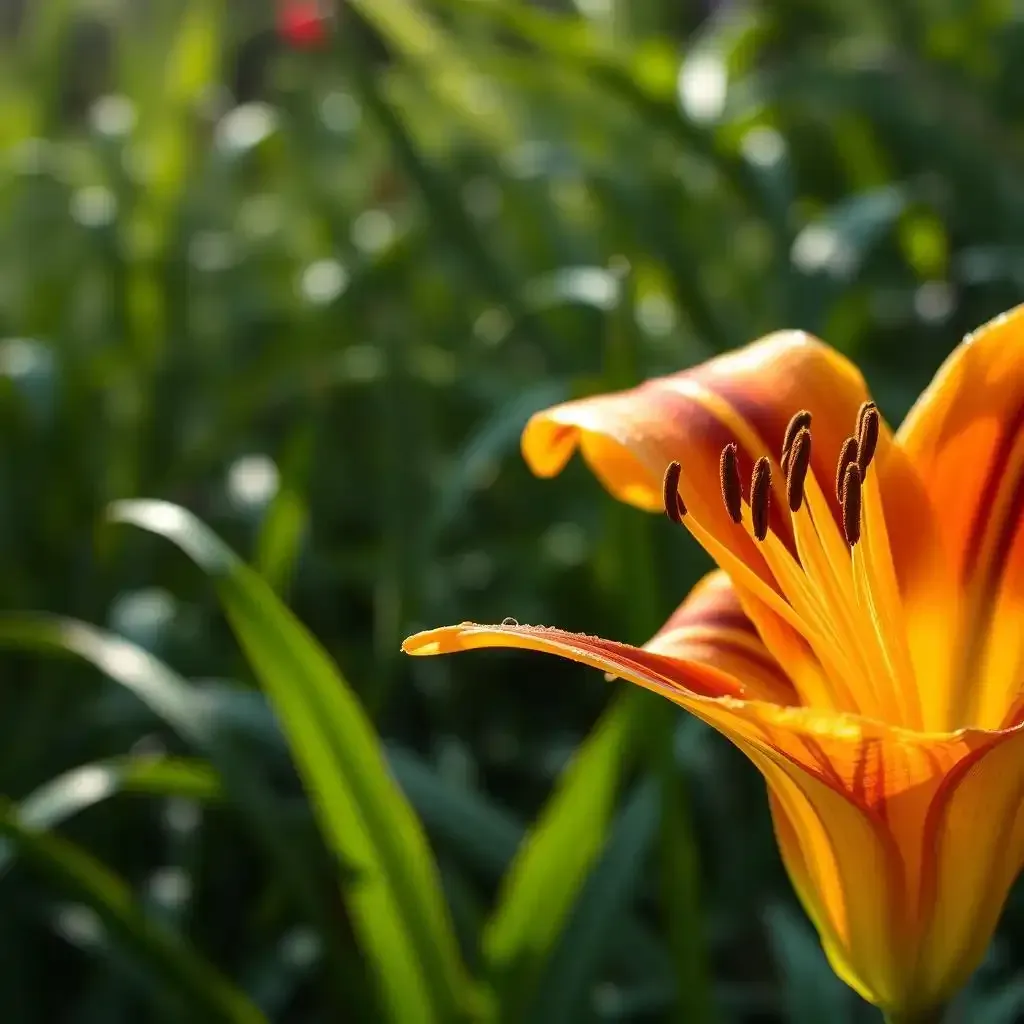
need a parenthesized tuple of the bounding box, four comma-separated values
(501, 616, 519, 627)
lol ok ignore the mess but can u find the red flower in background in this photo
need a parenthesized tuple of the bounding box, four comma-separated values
(277, 0, 332, 49)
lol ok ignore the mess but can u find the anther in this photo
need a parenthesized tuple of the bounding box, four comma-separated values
(857, 405, 879, 476)
(781, 410, 812, 469)
(835, 437, 859, 503)
(786, 428, 812, 513)
(662, 461, 686, 524)
(720, 443, 743, 524)
(750, 457, 772, 541)
(841, 463, 862, 546)
(856, 401, 877, 436)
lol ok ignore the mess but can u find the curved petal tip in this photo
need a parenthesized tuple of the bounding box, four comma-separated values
(401, 626, 475, 656)
(521, 416, 579, 479)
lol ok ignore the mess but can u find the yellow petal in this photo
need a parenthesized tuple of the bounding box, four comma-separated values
(897, 303, 1024, 728)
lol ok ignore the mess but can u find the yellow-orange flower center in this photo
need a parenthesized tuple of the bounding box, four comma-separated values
(662, 402, 921, 729)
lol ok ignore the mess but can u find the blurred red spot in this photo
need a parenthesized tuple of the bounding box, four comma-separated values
(278, 1, 330, 49)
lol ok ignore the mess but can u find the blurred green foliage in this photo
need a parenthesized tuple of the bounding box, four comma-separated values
(2, 0, 1024, 1021)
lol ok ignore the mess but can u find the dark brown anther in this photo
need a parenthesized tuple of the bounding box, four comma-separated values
(781, 410, 812, 468)
(857, 406, 879, 476)
(835, 437, 859, 503)
(720, 443, 743, 524)
(841, 463, 862, 546)
(750, 457, 772, 541)
(786, 428, 812, 512)
(856, 400, 877, 436)
(662, 461, 686, 524)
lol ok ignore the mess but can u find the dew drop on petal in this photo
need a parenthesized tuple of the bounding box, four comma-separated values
(501, 616, 519, 627)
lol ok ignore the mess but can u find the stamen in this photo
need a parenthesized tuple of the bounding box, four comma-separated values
(751, 457, 772, 541)
(662, 461, 686, 523)
(720, 443, 743, 524)
(857, 405, 879, 476)
(786, 428, 812, 512)
(856, 400, 877, 436)
(781, 409, 812, 469)
(841, 463, 862, 546)
(835, 437, 860, 503)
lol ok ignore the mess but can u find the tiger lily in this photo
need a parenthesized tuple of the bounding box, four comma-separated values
(403, 305, 1024, 1022)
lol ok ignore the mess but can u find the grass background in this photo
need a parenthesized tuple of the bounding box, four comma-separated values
(1, 0, 1024, 1021)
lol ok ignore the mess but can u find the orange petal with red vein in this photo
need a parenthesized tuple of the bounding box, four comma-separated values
(402, 621, 746, 702)
(897, 303, 1024, 729)
(521, 331, 931, 599)
(910, 727, 1024, 1006)
(522, 332, 868, 571)
(643, 570, 798, 706)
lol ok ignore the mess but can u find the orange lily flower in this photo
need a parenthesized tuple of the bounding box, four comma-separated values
(403, 306, 1024, 1021)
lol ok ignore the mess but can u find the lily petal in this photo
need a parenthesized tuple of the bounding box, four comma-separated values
(402, 617, 1024, 1016)
(523, 332, 949, 726)
(522, 332, 869, 576)
(643, 570, 798, 706)
(912, 727, 1024, 1005)
(403, 621, 747, 702)
(897, 303, 1024, 729)
(522, 331, 935, 603)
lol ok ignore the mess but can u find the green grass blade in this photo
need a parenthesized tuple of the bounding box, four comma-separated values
(254, 427, 313, 596)
(531, 780, 660, 1024)
(16, 758, 222, 835)
(345, 29, 537, 340)
(110, 500, 473, 1024)
(483, 689, 646, 1021)
(0, 616, 218, 743)
(0, 801, 264, 1024)
(653, 713, 713, 1024)
(0, 616, 367, 1017)
(345, 0, 515, 147)
(386, 746, 522, 880)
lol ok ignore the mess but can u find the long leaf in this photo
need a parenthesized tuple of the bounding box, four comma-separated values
(654, 723, 713, 1024)
(0, 616, 364, 1017)
(110, 500, 472, 1024)
(0, 801, 264, 1024)
(483, 689, 646, 1021)
(17, 758, 221, 837)
(532, 780, 660, 1024)
(345, 0, 516, 147)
